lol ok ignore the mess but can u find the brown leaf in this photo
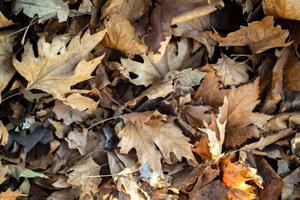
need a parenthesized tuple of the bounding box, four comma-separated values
(0, 12, 12, 28)
(263, 0, 300, 21)
(282, 167, 300, 200)
(210, 16, 291, 54)
(0, 121, 8, 146)
(115, 110, 196, 182)
(190, 180, 228, 200)
(0, 189, 26, 200)
(283, 48, 300, 91)
(13, 30, 106, 99)
(53, 100, 86, 125)
(180, 104, 211, 128)
(212, 54, 249, 87)
(63, 93, 98, 114)
(67, 156, 101, 199)
(103, 13, 148, 54)
(225, 79, 272, 147)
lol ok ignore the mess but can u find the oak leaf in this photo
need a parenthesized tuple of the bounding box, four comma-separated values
(225, 79, 272, 147)
(0, 33, 16, 102)
(115, 110, 196, 181)
(13, 30, 106, 99)
(103, 13, 148, 54)
(212, 54, 249, 87)
(210, 16, 291, 54)
(222, 159, 263, 200)
(63, 93, 98, 114)
(263, 0, 300, 21)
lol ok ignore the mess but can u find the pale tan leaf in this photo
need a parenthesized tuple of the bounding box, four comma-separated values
(103, 13, 148, 54)
(0, 121, 8, 146)
(212, 54, 249, 87)
(115, 111, 196, 180)
(65, 128, 88, 155)
(225, 79, 272, 147)
(0, 12, 12, 28)
(63, 93, 98, 114)
(0, 33, 16, 102)
(0, 161, 9, 184)
(263, 0, 300, 21)
(67, 156, 101, 198)
(13, 30, 106, 99)
(53, 100, 86, 125)
(120, 39, 191, 86)
(210, 16, 291, 54)
(0, 189, 26, 200)
(102, 0, 150, 22)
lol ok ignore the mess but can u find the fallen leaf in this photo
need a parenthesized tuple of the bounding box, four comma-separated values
(13, 0, 70, 23)
(103, 12, 148, 54)
(67, 156, 101, 199)
(8, 165, 48, 179)
(199, 97, 228, 161)
(263, 0, 300, 21)
(102, 0, 150, 22)
(222, 159, 263, 200)
(0, 161, 9, 184)
(0, 32, 16, 102)
(210, 16, 291, 54)
(225, 79, 272, 147)
(291, 132, 300, 157)
(0, 121, 8, 146)
(115, 110, 196, 182)
(65, 128, 88, 155)
(282, 167, 300, 200)
(63, 93, 98, 114)
(53, 100, 86, 125)
(0, 12, 12, 28)
(190, 180, 228, 200)
(212, 54, 249, 87)
(13, 30, 106, 99)
(180, 104, 211, 128)
(0, 189, 27, 200)
(283, 48, 300, 91)
(120, 39, 191, 86)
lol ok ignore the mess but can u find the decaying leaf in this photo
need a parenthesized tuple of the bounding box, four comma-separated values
(0, 189, 27, 200)
(67, 156, 101, 198)
(0, 33, 16, 102)
(263, 0, 300, 21)
(225, 79, 272, 147)
(120, 39, 191, 86)
(115, 110, 196, 183)
(210, 16, 291, 54)
(199, 97, 228, 161)
(13, 30, 106, 99)
(212, 54, 249, 87)
(103, 13, 148, 54)
(222, 158, 263, 200)
(13, 0, 70, 22)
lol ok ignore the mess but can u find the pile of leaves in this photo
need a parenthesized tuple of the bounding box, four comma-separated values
(0, 0, 300, 199)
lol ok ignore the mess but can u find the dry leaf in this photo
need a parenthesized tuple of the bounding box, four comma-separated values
(103, 13, 148, 54)
(67, 156, 101, 199)
(120, 39, 191, 86)
(0, 33, 16, 102)
(0, 12, 12, 28)
(283, 48, 300, 91)
(180, 104, 211, 128)
(13, 30, 106, 99)
(199, 97, 228, 161)
(115, 110, 196, 182)
(263, 0, 300, 21)
(63, 93, 98, 114)
(210, 16, 291, 54)
(222, 159, 263, 200)
(0, 121, 8, 146)
(53, 100, 86, 125)
(0, 189, 27, 200)
(212, 54, 249, 87)
(65, 128, 88, 155)
(225, 79, 272, 147)
(102, 0, 150, 22)
(0, 161, 9, 184)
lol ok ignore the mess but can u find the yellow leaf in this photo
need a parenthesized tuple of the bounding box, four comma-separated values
(13, 30, 106, 99)
(0, 189, 26, 200)
(263, 0, 300, 21)
(211, 16, 291, 54)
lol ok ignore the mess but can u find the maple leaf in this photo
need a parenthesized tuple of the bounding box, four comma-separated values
(115, 110, 196, 182)
(225, 79, 272, 147)
(263, 0, 300, 21)
(199, 97, 228, 161)
(13, 30, 106, 99)
(13, 0, 70, 23)
(103, 12, 148, 55)
(0, 33, 15, 102)
(210, 16, 291, 54)
(0, 189, 27, 200)
(222, 159, 263, 200)
(212, 54, 249, 87)
(120, 39, 191, 86)
(67, 156, 101, 199)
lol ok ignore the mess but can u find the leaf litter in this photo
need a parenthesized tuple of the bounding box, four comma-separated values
(0, 0, 299, 199)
